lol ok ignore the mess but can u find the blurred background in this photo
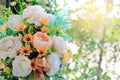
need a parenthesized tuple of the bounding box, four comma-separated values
(0, 0, 120, 80)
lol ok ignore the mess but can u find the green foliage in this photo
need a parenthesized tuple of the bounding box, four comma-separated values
(48, 11, 72, 37)
(0, 5, 13, 21)
(54, 11, 72, 30)
(6, 28, 17, 36)
(11, 0, 49, 14)
(0, 20, 4, 26)
(26, 72, 34, 80)
(61, 34, 72, 41)
(101, 73, 111, 80)
(3, 58, 14, 67)
(0, 58, 16, 80)
(0, 33, 7, 39)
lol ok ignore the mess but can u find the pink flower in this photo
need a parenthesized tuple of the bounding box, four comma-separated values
(33, 32, 52, 49)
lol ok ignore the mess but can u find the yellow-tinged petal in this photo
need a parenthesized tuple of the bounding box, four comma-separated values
(62, 51, 72, 64)
(0, 60, 4, 69)
(0, 24, 8, 34)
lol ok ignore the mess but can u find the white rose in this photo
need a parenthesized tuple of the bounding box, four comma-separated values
(47, 53, 61, 76)
(46, 13, 56, 25)
(52, 36, 67, 54)
(23, 5, 47, 26)
(0, 36, 22, 59)
(12, 55, 31, 77)
(33, 32, 52, 49)
(8, 15, 23, 31)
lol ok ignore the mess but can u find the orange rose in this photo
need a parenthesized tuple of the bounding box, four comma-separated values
(33, 32, 52, 50)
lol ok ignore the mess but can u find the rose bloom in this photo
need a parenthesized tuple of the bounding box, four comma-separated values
(8, 15, 23, 31)
(0, 36, 22, 59)
(33, 32, 52, 49)
(46, 13, 56, 26)
(23, 5, 47, 26)
(52, 36, 67, 54)
(12, 55, 31, 77)
(47, 53, 61, 76)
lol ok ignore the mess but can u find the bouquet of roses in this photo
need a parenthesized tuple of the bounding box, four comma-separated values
(0, 2, 72, 80)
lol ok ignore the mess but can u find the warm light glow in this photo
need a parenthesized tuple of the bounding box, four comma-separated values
(56, 0, 120, 19)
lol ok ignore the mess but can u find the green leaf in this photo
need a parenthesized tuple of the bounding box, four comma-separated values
(61, 34, 72, 41)
(0, 20, 3, 26)
(26, 71, 34, 80)
(0, 33, 7, 39)
(54, 11, 72, 30)
(48, 26, 58, 36)
(6, 28, 16, 36)
(101, 73, 111, 80)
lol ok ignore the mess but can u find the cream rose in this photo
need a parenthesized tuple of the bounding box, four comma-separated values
(23, 5, 47, 26)
(8, 15, 23, 31)
(33, 32, 52, 49)
(52, 36, 67, 54)
(46, 13, 56, 25)
(12, 55, 31, 77)
(47, 53, 61, 76)
(0, 36, 22, 59)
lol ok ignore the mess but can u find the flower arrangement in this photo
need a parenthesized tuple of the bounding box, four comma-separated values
(0, 1, 73, 80)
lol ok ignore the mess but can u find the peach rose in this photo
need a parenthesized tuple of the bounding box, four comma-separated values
(33, 32, 52, 49)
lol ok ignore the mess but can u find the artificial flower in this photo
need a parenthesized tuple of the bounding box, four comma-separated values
(37, 47, 47, 57)
(47, 53, 61, 76)
(12, 55, 31, 77)
(23, 5, 47, 26)
(30, 59, 38, 71)
(4, 66, 9, 73)
(8, 15, 23, 31)
(23, 34, 33, 43)
(41, 27, 49, 34)
(41, 18, 48, 25)
(33, 32, 52, 49)
(52, 35, 67, 54)
(19, 47, 32, 55)
(46, 13, 56, 25)
(17, 24, 27, 31)
(0, 3, 73, 80)
(0, 36, 22, 58)
(62, 51, 72, 64)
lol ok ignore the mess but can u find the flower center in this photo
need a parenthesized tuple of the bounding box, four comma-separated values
(26, 37, 31, 41)
(31, 63, 35, 67)
(23, 50, 28, 53)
